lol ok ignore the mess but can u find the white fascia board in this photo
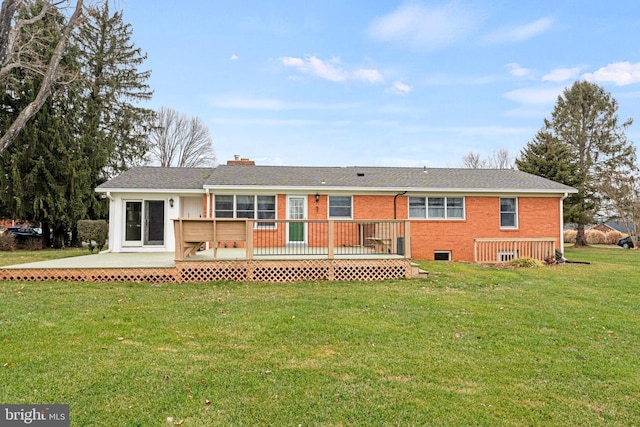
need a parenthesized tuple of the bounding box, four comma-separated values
(204, 185, 577, 195)
(95, 188, 205, 194)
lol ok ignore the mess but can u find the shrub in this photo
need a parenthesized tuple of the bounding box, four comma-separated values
(564, 230, 576, 243)
(0, 234, 16, 251)
(508, 257, 543, 268)
(604, 230, 624, 245)
(77, 220, 108, 253)
(585, 229, 606, 245)
(18, 237, 43, 251)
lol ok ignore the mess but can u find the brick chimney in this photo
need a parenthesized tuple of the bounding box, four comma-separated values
(227, 155, 255, 166)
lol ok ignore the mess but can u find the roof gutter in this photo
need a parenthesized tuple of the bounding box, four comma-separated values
(394, 191, 407, 219)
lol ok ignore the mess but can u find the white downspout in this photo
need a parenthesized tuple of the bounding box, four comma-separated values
(100, 192, 116, 254)
(205, 189, 211, 250)
(559, 192, 568, 255)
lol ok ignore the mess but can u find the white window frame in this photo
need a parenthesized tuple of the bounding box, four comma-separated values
(213, 195, 277, 228)
(256, 195, 277, 228)
(408, 196, 465, 220)
(500, 197, 518, 229)
(328, 195, 353, 219)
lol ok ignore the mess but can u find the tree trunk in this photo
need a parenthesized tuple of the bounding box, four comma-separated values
(41, 220, 51, 248)
(70, 225, 82, 247)
(574, 223, 589, 247)
(0, 0, 21, 66)
(52, 225, 65, 249)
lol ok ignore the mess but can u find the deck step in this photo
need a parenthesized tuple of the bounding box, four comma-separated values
(410, 262, 429, 278)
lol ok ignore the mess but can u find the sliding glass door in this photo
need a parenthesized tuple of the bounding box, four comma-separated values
(124, 200, 165, 246)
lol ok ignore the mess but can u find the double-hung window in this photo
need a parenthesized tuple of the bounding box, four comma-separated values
(409, 196, 465, 219)
(329, 196, 352, 218)
(409, 197, 426, 218)
(214, 195, 234, 218)
(500, 197, 518, 228)
(256, 195, 276, 227)
(236, 195, 255, 219)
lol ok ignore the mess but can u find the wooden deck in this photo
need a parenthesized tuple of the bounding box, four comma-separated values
(0, 249, 424, 283)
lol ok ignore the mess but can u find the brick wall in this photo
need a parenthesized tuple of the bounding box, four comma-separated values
(201, 193, 563, 262)
(408, 196, 561, 261)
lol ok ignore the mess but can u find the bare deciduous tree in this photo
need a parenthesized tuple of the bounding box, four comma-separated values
(461, 152, 483, 168)
(0, 0, 86, 152)
(461, 149, 514, 169)
(598, 169, 640, 245)
(147, 106, 216, 168)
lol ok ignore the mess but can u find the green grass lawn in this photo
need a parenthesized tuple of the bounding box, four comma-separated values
(1, 246, 639, 426)
(0, 248, 90, 267)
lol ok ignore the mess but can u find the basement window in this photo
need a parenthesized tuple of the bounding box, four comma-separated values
(434, 251, 451, 261)
(498, 250, 519, 262)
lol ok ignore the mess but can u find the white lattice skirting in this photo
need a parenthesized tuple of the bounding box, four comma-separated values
(0, 259, 416, 283)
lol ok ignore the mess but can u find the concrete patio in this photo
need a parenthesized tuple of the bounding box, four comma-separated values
(1, 247, 405, 270)
(1, 249, 229, 269)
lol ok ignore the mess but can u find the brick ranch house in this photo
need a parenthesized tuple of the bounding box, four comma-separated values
(96, 158, 577, 263)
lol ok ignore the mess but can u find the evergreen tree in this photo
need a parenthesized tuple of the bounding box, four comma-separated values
(520, 81, 636, 246)
(516, 130, 583, 224)
(75, 3, 154, 219)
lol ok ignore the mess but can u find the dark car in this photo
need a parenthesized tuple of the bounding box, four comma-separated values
(617, 236, 635, 249)
(4, 226, 42, 240)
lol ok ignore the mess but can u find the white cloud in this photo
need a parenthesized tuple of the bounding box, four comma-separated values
(366, 1, 480, 51)
(230, 54, 239, 61)
(281, 55, 384, 84)
(386, 81, 413, 96)
(484, 17, 554, 44)
(582, 62, 640, 86)
(503, 86, 564, 105)
(542, 67, 581, 82)
(505, 62, 534, 78)
(281, 56, 305, 68)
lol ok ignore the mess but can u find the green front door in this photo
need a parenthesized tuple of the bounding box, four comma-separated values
(288, 196, 305, 243)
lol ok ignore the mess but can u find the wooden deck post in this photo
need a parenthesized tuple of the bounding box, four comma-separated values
(328, 220, 335, 259)
(404, 221, 411, 259)
(246, 220, 254, 260)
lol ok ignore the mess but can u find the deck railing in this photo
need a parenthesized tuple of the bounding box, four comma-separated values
(173, 218, 411, 260)
(474, 238, 556, 264)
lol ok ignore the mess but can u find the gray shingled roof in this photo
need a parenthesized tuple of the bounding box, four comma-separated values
(96, 165, 577, 193)
(96, 167, 215, 191)
(203, 165, 577, 193)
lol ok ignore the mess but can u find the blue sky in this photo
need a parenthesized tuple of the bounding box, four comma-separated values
(122, 0, 640, 167)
